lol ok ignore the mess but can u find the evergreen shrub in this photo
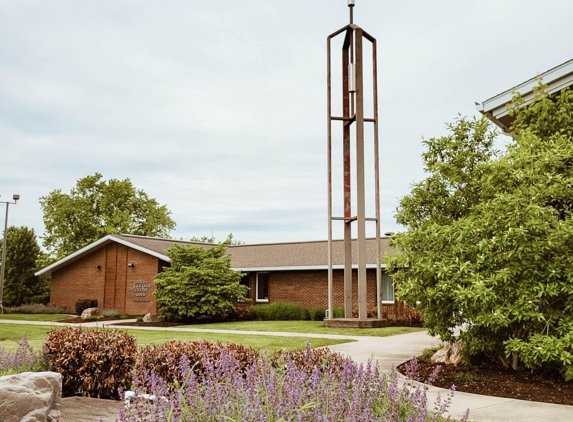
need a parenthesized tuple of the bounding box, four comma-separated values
(75, 298, 98, 316)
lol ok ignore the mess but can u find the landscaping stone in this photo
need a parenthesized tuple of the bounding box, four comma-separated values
(143, 314, 163, 322)
(81, 307, 100, 319)
(431, 344, 451, 365)
(430, 341, 464, 366)
(449, 341, 464, 366)
(0, 371, 62, 422)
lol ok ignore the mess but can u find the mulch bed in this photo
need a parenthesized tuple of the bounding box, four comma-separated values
(111, 321, 184, 328)
(63, 316, 127, 324)
(397, 359, 573, 406)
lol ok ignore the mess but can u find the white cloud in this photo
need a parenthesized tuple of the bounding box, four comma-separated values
(1, 0, 571, 247)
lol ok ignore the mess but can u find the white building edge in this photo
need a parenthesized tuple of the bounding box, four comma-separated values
(476, 58, 573, 133)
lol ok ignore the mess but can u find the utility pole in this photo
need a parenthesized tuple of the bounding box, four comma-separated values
(0, 194, 20, 314)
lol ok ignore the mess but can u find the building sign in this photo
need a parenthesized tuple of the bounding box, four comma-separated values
(132, 280, 152, 297)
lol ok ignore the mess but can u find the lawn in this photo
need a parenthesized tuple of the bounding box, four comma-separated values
(0, 324, 353, 353)
(0, 314, 72, 322)
(179, 320, 425, 337)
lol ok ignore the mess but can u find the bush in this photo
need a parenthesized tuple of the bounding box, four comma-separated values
(5, 303, 66, 314)
(101, 309, 120, 318)
(44, 326, 137, 398)
(271, 344, 345, 378)
(332, 307, 345, 318)
(135, 316, 144, 323)
(75, 299, 98, 316)
(0, 336, 47, 376)
(84, 315, 98, 322)
(308, 307, 326, 321)
(135, 340, 259, 388)
(249, 302, 310, 321)
(154, 241, 248, 321)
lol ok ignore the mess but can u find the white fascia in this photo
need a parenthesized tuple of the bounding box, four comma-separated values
(34, 235, 170, 277)
(231, 264, 387, 272)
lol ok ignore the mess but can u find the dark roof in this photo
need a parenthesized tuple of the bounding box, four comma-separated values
(113, 234, 215, 255)
(36, 234, 394, 276)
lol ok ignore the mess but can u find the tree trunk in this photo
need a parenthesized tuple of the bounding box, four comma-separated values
(511, 352, 519, 371)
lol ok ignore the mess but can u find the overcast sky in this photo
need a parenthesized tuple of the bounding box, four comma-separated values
(0, 0, 571, 247)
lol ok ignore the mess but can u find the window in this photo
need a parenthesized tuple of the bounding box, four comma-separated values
(381, 272, 395, 304)
(256, 272, 269, 302)
(239, 273, 251, 301)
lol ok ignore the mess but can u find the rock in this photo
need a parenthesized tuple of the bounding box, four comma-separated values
(449, 341, 465, 366)
(81, 307, 100, 319)
(0, 371, 62, 422)
(430, 344, 451, 365)
(430, 341, 465, 366)
(143, 313, 159, 323)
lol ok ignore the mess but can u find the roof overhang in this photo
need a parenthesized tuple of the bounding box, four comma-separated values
(35, 235, 170, 277)
(231, 264, 386, 272)
(476, 58, 573, 134)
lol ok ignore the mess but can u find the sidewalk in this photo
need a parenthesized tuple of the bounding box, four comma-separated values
(2, 319, 573, 421)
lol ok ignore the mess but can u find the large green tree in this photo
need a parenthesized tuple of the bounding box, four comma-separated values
(40, 173, 176, 259)
(388, 84, 573, 374)
(1, 226, 48, 306)
(154, 239, 248, 321)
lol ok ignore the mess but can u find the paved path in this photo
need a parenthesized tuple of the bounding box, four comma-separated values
(2, 319, 573, 421)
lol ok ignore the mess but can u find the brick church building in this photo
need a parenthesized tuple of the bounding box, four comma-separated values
(36, 234, 412, 319)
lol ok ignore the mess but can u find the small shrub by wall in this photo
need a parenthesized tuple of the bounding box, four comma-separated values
(332, 307, 345, 318)
(75, 299, 98, 316)
(5, 303, 67, 314)
(308, 307, 326, 321)
(249, 302, 310, 321)
(101, 309, 120, 318)
(44, 326, 136, 399)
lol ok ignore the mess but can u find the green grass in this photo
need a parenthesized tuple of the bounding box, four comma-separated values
(0, 324, 353, 353)
(179, 320, 425, 337)
(0, 325, 51, 351)
(0, 314, 72, 322)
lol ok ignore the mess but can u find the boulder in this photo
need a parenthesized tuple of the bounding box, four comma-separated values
(449, 341, 465, 366)
(430, 341, 465, 366)
(0, 371, 62, 422)
(143, 313, 160, 323)
(430, 344, 451, 365)
(81, 307, 100, 319)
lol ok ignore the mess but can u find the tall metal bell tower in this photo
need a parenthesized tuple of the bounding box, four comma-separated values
(326, 0, 381, 320)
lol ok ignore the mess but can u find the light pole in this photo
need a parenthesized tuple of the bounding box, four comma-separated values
(0, 194, 20, 314)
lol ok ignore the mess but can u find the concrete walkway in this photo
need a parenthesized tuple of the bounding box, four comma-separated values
(2, 319, 572, 421)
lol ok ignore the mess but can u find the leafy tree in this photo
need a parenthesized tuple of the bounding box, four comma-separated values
(154, 238, 248, 321)
(189, 234, 245, 245)
(40, 173, 176, 259)
(388, 84, 573, 373)
(0, 226, 47, 306)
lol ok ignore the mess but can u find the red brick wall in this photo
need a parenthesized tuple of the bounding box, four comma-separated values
(248, 269, 415, 320)
(50, 244, 159, 315)
(264, 269, 377, 309)
(50, 248, 107, 313)
(123, 248, 160, 315)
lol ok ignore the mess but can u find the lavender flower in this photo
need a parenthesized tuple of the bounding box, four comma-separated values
(119, 347, 469, 422)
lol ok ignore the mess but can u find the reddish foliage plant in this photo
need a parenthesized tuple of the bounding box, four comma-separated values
(44, 326, 137, 399)
(135, 340, 259, 387)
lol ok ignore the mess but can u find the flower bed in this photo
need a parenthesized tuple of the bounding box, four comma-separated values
(120, 345, 468, 422)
